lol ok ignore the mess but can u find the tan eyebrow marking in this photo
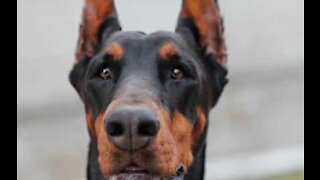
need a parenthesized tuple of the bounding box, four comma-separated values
(106, 42, 123, 61)
(159, 43, 178, 61)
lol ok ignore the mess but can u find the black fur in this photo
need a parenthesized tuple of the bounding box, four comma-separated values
(70, 8, 227, 180)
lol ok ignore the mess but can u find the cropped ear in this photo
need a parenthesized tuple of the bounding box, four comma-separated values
(176, 0, 226, 68)
(176, 0, 228, 107)
(71, 0, 121, 98)
(76, 0, 121, 62)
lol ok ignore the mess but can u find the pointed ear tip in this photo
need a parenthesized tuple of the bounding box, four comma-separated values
(176, 0, 226, 67)
(76, 0, 121, 63)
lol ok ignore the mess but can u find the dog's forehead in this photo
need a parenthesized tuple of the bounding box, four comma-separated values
(105, 31, 187, 50)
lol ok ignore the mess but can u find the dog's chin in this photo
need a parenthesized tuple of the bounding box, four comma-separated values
(105, 164, 184, 180)
(106, 173, 183, 180)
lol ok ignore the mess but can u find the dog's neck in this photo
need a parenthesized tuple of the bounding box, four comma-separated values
(86, 140, 206, 180)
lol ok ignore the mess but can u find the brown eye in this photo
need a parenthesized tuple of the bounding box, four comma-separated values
(171, 68, 184, 80)
(100, 68, 111, 80)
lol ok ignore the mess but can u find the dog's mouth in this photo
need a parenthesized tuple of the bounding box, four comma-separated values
(105, 164, 184, 180)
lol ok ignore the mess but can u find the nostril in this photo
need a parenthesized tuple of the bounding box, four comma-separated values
(104, 107, 160, 151)
(106, 122, 124, 137)
(138, 120, 159, 136)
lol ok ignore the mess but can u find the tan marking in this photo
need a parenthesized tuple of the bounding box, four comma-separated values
(106, 43, 123, 61)
(96, 113, 127, 175)
(86, 108, 96, 137)
(159, 43, 178, 61)
(170, 110, 194, 172)
(193, 106, 206, 141)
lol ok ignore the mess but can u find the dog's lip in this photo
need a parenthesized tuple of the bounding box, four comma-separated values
(120, 164, 148, 174)
(108, 164, 184, 180)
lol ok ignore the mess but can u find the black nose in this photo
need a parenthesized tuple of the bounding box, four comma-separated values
(105, 106, 160, 151)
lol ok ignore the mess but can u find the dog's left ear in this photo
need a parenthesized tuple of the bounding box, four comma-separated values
(176, 0, 228, 107)
(176, 0, 226, 67)
(76, 0, 121, 62)
(70, 0, 121, 97)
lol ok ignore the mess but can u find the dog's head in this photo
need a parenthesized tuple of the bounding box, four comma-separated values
(70, 0, 227, 179)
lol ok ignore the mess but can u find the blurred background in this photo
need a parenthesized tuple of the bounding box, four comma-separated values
(17, 0, 304, 179)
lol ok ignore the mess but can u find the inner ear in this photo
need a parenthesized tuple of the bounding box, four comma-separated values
(76, 0, 121, 63)
(175, 0, 226, 68)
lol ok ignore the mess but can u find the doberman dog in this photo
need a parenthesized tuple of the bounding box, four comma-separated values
(70, 0, 227, 179)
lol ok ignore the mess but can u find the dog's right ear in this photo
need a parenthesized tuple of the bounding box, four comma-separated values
(70, 0, 121, 96)
(76, 0, 121, 62)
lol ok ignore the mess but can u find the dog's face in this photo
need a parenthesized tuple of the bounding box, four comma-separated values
(70, 0, 227, 179)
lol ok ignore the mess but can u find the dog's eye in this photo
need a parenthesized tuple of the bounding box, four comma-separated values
(100, 68, 112, 80)
(171, 68, 184, 80)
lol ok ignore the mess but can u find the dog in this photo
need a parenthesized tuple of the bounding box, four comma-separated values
(70, 0, 227, 179)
